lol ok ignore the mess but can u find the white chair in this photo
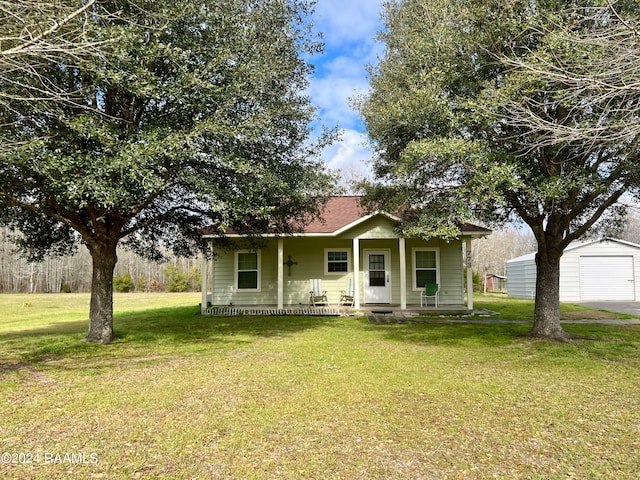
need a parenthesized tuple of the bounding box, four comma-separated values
(420, 283, 439, 307)
(309, 279, 328, 306)
(339, 277, 354, 306)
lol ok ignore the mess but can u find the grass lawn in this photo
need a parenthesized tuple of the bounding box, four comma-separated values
(474, 293, 639, 321)
(0, 293, 638, 479)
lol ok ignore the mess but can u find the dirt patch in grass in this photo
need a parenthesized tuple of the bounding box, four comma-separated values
(561, 309, 619, 320)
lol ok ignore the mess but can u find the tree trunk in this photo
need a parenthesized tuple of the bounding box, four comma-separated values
(531, 249, 570, 341)
(86, 242, 118, 344)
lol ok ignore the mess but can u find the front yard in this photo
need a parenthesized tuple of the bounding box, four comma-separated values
(0, 293, 638, 479)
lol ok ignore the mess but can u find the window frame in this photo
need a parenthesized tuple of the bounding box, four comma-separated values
(324, 248, 351, 275)
(412, 248, 440, 291)
(234, 250, 261, 292)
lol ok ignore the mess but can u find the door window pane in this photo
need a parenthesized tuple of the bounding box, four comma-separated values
(369, 270, 386, 287)
(369, 254, 385, 270)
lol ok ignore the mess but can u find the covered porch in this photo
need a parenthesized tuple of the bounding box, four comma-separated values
(200, 235, 478, 314)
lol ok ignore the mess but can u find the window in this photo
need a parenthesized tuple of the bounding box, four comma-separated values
(235, 251, 260, 291)
(413, 248, 438, 290)
(325, 249, 351, 275)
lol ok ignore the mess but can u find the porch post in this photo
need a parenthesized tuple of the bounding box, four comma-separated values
(353, 237, 360, 308)
(277, 238, 284, 310)
(465, 237, 474, 311)
(399, 237, 407, 310)
(201, 245, 208, 314)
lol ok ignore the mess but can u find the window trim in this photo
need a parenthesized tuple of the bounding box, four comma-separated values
(234, 250, 261, 292)
(412, 248, 440, 291)
(324, 248, 351, 275)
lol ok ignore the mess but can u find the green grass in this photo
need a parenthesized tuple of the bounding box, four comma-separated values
(0, 293, 639, 479)
(472, 292, 637, 321)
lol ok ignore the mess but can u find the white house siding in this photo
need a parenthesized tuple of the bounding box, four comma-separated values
(404, 238, 464, 305)
(342, 216, 465, 305)
(209, 241, 279, 306)
(506, 253, 537, 299)
(208, 231, 466, 306)
(210, 238, 355, 306)
(507, 239, 640, 302)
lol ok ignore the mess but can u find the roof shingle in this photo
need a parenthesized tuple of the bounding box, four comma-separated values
(303, 196, 365, 233)
(202, 196, 491, 237)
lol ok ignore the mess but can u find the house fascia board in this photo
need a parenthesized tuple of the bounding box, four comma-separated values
(506, 252, 536, 263)
(564, 236, 640, 253)
(459, 230, 491, 238)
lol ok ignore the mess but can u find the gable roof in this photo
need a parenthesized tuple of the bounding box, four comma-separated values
(202, 196, 491, 238)
(303, 196, 401, 234)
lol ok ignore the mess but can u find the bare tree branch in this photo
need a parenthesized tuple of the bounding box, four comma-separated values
(493, 3, 640, 150)
(0, 0, 97, 58)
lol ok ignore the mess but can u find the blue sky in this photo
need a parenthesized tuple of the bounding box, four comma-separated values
(306, 0, 385, 182)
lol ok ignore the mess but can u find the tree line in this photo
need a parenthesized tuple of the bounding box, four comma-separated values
(4, 206, 640, 294)
(0, 228, 201, 293)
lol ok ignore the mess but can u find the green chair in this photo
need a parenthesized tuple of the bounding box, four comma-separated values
(420, 283, 439, 307)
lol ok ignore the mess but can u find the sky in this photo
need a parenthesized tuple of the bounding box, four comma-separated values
(306, 0, 386, 184)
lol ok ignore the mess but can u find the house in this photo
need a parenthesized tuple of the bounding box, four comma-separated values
(200, 196, 490, 313)
(484, 273, 507, 293)
(506, 237, 640, 302)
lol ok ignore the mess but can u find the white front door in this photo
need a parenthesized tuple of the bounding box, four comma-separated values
(365, 250, 390, 303)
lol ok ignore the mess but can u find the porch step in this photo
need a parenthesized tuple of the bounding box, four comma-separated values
(205, 306, 346, 316)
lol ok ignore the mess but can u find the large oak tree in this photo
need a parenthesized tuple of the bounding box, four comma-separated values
(358, 0, 640, 340)
(0, 0, 336, 343)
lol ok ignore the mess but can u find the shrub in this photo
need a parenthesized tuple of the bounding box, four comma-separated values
(135, 276, 146, 292)
(164, 265, 189, 292)
(113, 273, 134, 292)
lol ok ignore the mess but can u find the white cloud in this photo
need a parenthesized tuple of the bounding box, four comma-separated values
(306, 0, 385, 177)
(322, 129, 373, 191)
(313, 0, 383, 48)
(308, 65, 368, 129)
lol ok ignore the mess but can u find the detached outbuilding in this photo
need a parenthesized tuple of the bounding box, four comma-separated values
(506, 238, 640, 302)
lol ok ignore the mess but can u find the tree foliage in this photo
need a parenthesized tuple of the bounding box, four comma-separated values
(358, 0, 640, 340)
(0, 0, 337, 343)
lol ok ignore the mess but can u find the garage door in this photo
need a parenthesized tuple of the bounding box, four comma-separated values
(579, 256, 635, 301)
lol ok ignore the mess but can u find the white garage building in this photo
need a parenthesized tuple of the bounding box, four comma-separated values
(506, 238, 640, 302)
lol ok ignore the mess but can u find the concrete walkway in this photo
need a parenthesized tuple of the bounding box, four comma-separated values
(578, 301, 640, 317)
(367, 316, 640, 325)
(366, 307, 640, 325)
